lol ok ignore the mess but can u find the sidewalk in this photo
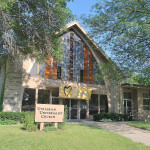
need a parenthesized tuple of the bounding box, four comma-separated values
(68, 120, 150, 146)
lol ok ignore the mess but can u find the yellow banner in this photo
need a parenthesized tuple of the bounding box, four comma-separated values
(59, 86, 92, 100)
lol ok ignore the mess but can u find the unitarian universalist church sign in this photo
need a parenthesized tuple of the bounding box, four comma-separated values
(35, 104, 64, 130)
(59, 86, 92, 100)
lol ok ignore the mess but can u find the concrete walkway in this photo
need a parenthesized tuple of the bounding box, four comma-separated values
(68, 121, 150, 146)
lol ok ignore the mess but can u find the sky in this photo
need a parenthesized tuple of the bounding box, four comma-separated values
(67, 0, 97, 27)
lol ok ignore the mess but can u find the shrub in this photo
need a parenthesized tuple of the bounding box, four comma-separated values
(0, 119, 20, 125)
(24, 112, 37, 132)
(58, 106, 68, 129)
(44, 123, 57, 132)
(93, 113, 132, 122)
(0, 112, 25, 122)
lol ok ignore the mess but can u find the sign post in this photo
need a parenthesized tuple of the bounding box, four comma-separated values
(35, 104, 64, 131)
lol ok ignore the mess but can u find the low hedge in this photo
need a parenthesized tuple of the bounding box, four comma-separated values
(0, 111, 33, 123)
(93, 113, 132, 122)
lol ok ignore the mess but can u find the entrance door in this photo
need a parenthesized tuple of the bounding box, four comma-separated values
(63, 99, 78, 120)
(71, 99, 77, 119)
(124, 92, 132, 114)
(124, 100, 132, 114)
(63, 99, 70, 119)
(80, 100, 86, 119)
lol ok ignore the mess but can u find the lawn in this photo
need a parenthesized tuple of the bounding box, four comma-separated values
(0, 124, 149, 150)
(128, 121, 150, 131)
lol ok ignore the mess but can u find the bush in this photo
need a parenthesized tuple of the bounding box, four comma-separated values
(0, 119, 20, 125)
(93, 113, 132, 122)
(58, 106, 68, 129)
(44, 123, 57, 132)
(0, 111, 35, 124)
(24, 112, 37, 132)
(0, 112, 25, 122)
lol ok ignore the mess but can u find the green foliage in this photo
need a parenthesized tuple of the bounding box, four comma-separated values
(0, 124, 150, 150)
(82, 0, 150, 85)
(44, 123, 57, 132)
(93, 113, 132, 122)
(0, 112, 25, 122)
(58, 105, 68, 129)
(0, 0, 73, 61)
(0, 119, 19, 125)
(23, 112, 37, 132)
(100, 119, 112, 122)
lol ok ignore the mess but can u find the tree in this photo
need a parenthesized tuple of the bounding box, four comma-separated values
(82, 0, 150, 85)
(0, 0, 73, 62)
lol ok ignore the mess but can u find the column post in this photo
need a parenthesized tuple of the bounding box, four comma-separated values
(77, 100, 80, 120)
(98, 94, 100, 114)
(86, 99, 89, 120)
(59, 99, 63, 105)
(69, 99, 71, 120)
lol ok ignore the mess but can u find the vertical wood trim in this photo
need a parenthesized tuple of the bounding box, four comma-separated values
(69, 30, 74, 81)
(52, 58, 57, 79)
(89, 50, 94, 83)
(84, 44, 88, 83)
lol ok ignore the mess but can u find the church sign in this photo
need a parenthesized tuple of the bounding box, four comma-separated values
(59, 86, 92, 100)
(35, 104, 64, 123)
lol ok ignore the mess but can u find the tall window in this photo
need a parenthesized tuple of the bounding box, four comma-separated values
(143, 93, 150, 110)
(100, 95, 108, 113)
(22, 88, 35, 111)
(38, 89, 50, 104)
(124, 92, 132, 114)
(80, 70, 84, 83)
(89, 94, 98, 115)
(57, 66, 61, 79)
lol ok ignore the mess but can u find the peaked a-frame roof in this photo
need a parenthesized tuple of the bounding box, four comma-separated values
(65, 20, 124, 77)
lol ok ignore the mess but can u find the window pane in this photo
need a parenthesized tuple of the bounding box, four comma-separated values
(100, 95, 108, 113)
(143, 106, 149, 110)
(39, 64, 45, 78)
(30, 63, 37, 77)
(57, 67, 61, 79)
(127, 100, 131, 107)
(89, 94, 98, 115)
(38, 89, 50, 104)
(22, 88, 35, 111)
(143, 99, 149, 105)
(143, 93, 149, 98)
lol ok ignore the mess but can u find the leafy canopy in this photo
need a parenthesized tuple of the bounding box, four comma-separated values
(0, 0, 73, 61)
(82, 0, 150, 85)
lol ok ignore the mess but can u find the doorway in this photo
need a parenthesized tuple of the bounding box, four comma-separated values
(63, 99, 86, 120)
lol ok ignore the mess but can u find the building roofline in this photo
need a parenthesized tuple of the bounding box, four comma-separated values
(121, 83, 150, 89)
(66, 20, 110, 61)
(66, 20, 124, 77)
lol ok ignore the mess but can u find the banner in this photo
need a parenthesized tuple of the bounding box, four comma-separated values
(59, 86, 92, 100)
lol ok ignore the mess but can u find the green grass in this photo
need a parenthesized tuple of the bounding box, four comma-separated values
(128, 121, 150, 131)
(0, 124, 149, 150)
